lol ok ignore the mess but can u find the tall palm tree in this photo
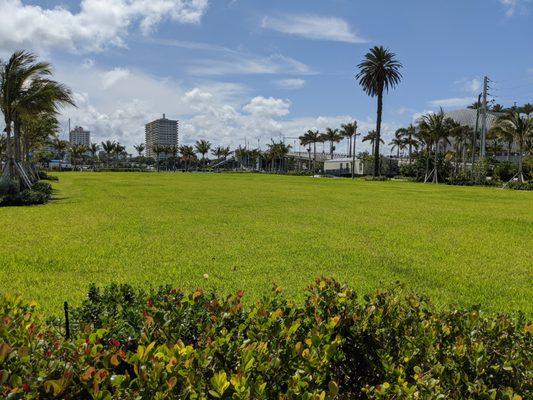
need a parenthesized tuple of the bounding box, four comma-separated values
(195, 140, 211, 166)
(88, 143, 100, 170)
(340, 122, 358, 157)
(211, 145, 224, 160)
(362, 130, 384, 155)
(266, 140, 291, 173)
(320, 128, 343, 159)
(50, 137, 69, 160)
(396, 124, 417, 164)
(70, 144, 87, 171)
(179, 145, 196, 171)
(493, 110, 532, 182)
(112, 143, 126, 168)
(356, 46, 402, 176)
(520, 103, 533, 118)
(0, 50, 74, 184)
(151, 144, 166, 172)
(101, 140, 116, 168)
(134, 143, 145, 157)
(418, 109, 452, 183)
(388, 136, 404, 158)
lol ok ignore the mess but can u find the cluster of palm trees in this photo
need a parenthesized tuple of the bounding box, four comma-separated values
(298, 123, 360, 162)
(0, 50, 75, 187)
(389, 106, 532, 183)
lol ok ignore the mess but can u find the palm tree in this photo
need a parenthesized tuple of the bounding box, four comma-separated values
(179, 145, 196, 171)
(211, 145, 224, 160)
(320, 128, 343, 159)
(0, 134, 7, 161)
(340, 122, 358, 157)
(112, 143, 125, 168)
(195, 140, 211, 166)
(396, 124, 417, 165)
(520, 103, 533, 118)
(70, 144, 87, 171)
(0, 50, 75, 184)
(50, 137, 69, 160)
(362, 130, 384, 155)
(88, 143, 100, 170)
(266, 140, 291, 172)
(418, 109, 452, 183)
(101, 140, 116, 168)
(388, 136, 404, 159)
(493, 110, 532, 182)
(151, 144, 166, 172)
(134, 143, 145, 157)
(356, 46, 402, 176)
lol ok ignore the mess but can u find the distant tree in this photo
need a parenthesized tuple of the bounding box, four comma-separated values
(151, 144, 166, 172)
(418, 109, 452, 183)
(493, 109, 532, 182)
(50, 137, 69, 160)
(195, 140, 211, 165)
(340, 122, 358, 157)
(521, 103, 533, 118)
(179, 145, 196, 171)
(101, 140, 116, 168)
(70, 144, 87, 170)
(356, 46, 402, 176)
(134, 143, 145, 157)
(362, 130, 384, 155)
(320, 128, 343, 159)
(396, 124, 418, 164)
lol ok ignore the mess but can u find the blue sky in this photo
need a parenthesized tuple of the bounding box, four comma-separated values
(1, 0, 532, 153)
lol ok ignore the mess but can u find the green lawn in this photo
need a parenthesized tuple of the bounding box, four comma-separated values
(1, 172, 532, 314)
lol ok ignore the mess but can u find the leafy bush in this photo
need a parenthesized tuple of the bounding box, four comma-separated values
(1, 279, 531, 399)
(493, 162, 518, 182)
(0, 177, 20, 196)
(0, 179, 52, 206)
(363, 175, 390, 181)
(505, 181, 533, 191)
(399, 163, 417, 178)
(38, 171, 59, 181)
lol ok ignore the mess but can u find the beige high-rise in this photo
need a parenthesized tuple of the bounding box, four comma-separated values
(145, 114, 179, 159)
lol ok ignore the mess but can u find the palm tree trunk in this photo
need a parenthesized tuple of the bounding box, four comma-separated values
(518, 144, 524, 183)
(408, 133, 413, 165)
(507, 142, 511, 162)
(433, 142, 439, 183)
(374, 91, 383, 176)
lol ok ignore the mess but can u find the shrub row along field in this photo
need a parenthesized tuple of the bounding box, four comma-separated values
(0, 172, 532, 314)
(1, 279, 531, 399)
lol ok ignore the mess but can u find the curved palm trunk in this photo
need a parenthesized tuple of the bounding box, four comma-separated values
(3, 122, 14, 177)
(374, 91, 383, 176)
(507, 141, 512, 162)
(517, 142, 524, 183)
(433, 142, 439, 183)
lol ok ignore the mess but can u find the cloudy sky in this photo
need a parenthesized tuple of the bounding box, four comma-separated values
(1, 0, 532, 153)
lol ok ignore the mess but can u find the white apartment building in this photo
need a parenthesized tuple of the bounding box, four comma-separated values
(69, 126, 90, 146)
(145, 114, 179, 160)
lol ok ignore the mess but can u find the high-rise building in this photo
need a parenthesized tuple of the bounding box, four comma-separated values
(69, 126, 90, 146)
(145, 114, 179, 159)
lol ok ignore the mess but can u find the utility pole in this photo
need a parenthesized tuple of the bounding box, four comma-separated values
(480, 76, 490, 158)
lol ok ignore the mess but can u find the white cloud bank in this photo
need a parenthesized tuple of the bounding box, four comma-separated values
(0, 0, 209, 53)
(428, 97, 475, 108)
(261, 15, 367, 43)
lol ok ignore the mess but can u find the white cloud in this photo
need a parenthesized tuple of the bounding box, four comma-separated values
(261, 15, 367, 43)
(428, 97, 475, 108)
(243, 97, 291, 118)
(275, 78, 306, 89)
(0, 0, 209, 54)
(499, 0, 531, 16)
(101, 68, 131, 89)
(188, 53, 313, 76)
(453, 77, 482, 95)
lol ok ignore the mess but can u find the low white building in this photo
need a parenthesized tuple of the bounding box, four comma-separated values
(323, 158, 365, 176)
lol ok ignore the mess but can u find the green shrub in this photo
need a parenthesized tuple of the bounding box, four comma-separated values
(493, 162, 518, 182)
(505, 181, 533, 191)
(0, 180, 52, 206)
(38, 171, 59, 181)
(0, 177, 20, 196)
(399, 163, 417, 178)
(1, 279, 531, 399)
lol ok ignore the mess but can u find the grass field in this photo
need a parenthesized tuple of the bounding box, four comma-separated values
(0, 172, 531, 315)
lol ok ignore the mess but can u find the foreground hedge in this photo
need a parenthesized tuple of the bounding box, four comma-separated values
(1, 279, 531, 399)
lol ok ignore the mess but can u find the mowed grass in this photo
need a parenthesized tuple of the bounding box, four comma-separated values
(0, 172, 532, 315)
